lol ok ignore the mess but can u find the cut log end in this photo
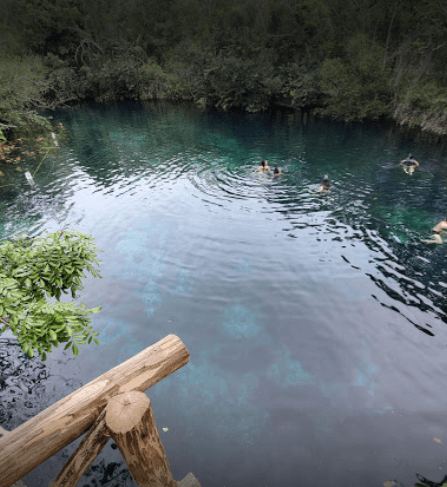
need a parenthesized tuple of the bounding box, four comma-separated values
(105, 391, 151, 434)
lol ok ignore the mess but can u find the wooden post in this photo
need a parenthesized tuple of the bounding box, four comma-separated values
(50, 408, 111, 487)
(0, 334, 190, 487)
(105, 391, 177, 487)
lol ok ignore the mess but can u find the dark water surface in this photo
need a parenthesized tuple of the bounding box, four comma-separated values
(1, 102, 447, 487)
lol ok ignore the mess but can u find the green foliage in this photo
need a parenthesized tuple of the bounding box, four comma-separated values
(278, 61, 321, 108)
(405, 80, 447, 111)
(38, 46, 172, 104)
(318, 36, 392, 121)
(0, 230, 103, 360)
(0, 47, 52, 139)
(392, 78, 447, 135)
(7, 0, 84, 57)
(1, 0, 447, 135)
(137, 58, 171, 100)
(41, 53, 82, 106)
(192, 51, 279, 113)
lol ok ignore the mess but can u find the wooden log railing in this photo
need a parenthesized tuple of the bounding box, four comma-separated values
(0, 334, 202, 487)
(49, 408, 111, 487)
(104, 391, 178, 487)
(0, 427, 26, 487)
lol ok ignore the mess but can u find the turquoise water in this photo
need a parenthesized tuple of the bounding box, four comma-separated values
(1, 101, 447, 487)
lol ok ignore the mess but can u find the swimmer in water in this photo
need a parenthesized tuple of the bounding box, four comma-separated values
(400, 153, 419, 175)
(421, 216, 447, 244)
(255, 160, 271, 173)
(273, 167, 281, 177)
(312, 175, 331, 193)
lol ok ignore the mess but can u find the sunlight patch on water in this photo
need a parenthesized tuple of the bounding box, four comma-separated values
(171, 268, 193, 295)
(234, 258, 251, 273)
(115, 223, 172, 316)
(266, 350, 313, 386)
(97, 318, 142, 363)
(221, 305, 262, 339)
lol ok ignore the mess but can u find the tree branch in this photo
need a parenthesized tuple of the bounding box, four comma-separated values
(432, 39, 447, 51)
(0, 317, 11, 329)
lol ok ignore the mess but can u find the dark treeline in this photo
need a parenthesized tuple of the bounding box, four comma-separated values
(1, 0, 447, 141)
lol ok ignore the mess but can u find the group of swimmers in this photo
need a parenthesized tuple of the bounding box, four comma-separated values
(255, 156, 447, 244)
(255, 160, 281, 176)
(255, 160, 331, 192)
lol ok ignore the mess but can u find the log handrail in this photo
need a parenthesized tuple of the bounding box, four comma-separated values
(49, 408, 111, 487)
(0, 334, 190, 487)
(0, 427, 28, 487)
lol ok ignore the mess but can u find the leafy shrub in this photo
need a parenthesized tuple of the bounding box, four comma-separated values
(41, 53, 83, 106)
(391, 78, 447, 135)
(139, 58, 171, 100)
(0, 48, 51, 138)
(405, 80, 447, 111)
(202, 53, 279, 112)
(277, 61, 321, 108)
(317, 35, 391, 121)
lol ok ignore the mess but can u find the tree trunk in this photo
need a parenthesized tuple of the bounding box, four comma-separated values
(383, 0, 399, 70)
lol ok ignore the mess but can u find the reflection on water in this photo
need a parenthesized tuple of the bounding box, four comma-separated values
(1, 101, 447, 487)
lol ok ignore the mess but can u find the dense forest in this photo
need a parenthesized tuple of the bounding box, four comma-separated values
(1, 0, 447, 145)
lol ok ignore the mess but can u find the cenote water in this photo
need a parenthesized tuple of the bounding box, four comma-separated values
(2, 101, 447, 487)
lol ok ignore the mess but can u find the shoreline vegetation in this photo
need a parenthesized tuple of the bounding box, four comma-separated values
(1, 0, 447, 156)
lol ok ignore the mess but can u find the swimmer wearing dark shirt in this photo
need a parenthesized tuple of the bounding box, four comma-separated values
(400, 153, 419, 174)
(311, 175, 331, 193)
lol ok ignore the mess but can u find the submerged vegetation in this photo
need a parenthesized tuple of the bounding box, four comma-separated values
(1, 0, 447, 143)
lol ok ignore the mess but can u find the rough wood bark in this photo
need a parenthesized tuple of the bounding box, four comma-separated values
(49, 408, 111, 487)
(0, 334, 189, 487)
(105, 391, 178, 487)
(0, 427, 27, 487)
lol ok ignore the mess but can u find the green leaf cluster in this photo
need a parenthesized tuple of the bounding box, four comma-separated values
(277, 60, 321, 108)
(0, 47, 52, 140)
(2, 0, 447, 134)
(165, 44, 280, 113)
(38, 47, 173, 105)
(404, 80, 447, 112)
(0, 230, 103, 360)
(317, 35, 392, 122)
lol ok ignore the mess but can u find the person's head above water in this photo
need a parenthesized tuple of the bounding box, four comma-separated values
(274, 167, 281, 175)
(262, 160, 268, 168)
(322, 174, 330, 184)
